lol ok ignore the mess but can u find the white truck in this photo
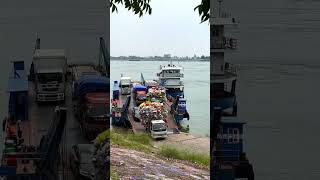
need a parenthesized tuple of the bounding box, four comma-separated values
(33, 49, 67, 103)
(149, 120, 168, 139)
(119, 76, 131, 95)
(133, 105, 168, 139)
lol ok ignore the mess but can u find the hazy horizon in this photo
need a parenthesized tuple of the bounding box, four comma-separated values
(111, 0, 209, 57)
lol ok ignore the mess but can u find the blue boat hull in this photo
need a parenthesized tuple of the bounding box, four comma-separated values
(166, 91, 184, 101)
(211, 96, 236, 110)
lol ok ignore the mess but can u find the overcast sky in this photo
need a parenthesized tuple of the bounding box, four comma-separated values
(110, 0, 209, 57)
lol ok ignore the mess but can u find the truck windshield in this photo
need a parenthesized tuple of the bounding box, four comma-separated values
(37, 73, 63, 83)
(152, 123, 166, 131)
(87, 104, 108, 117)
(121, 85, 130, 88)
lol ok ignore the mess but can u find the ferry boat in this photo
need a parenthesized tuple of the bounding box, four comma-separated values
(156, 61, 184, 100)
(111, 71, 190, 135)
(211, 0, 254, 179)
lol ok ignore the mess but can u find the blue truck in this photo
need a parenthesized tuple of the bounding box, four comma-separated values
(73, 75, 110, 140)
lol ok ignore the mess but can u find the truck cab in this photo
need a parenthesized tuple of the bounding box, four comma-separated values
(150, 120, 167, 139)
(132, 85, 147, 106)
(74, 75, 110, 140)
(80, 92, 109, 139)
(120, 77, 131, 95)
(33, 49, 67, 103)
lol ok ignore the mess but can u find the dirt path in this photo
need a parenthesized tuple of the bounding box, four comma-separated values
(111, 147, 210, 180)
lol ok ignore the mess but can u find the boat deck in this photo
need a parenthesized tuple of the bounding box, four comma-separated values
(118, 91, 179, 134)
(11, 78, 89, 179)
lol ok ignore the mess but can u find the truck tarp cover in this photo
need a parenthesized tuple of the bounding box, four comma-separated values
(133, 85, 147, 92)
(75, 75, 110, 97)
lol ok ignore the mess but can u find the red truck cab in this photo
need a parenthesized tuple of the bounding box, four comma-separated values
(81, 92, 109, 139)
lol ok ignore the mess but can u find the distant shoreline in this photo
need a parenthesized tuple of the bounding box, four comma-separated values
(111, 59, 209, 62)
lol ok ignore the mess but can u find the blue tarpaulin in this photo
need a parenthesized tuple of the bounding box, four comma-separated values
(74, 75, 109, 97)
(133, 85, 147, 92)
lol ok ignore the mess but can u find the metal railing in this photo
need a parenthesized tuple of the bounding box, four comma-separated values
(224, 62, 238, 75)
(211, 37, 237, 50)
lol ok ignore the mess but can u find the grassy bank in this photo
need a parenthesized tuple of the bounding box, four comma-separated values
(110, 167, 120, 180)
(110, 128, 210, 168)
(110, 128, 153, 153)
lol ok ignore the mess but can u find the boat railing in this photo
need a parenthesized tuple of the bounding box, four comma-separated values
(221, 12, 231, 18)
(212, 37, 237, 50)
(160, 73, 184, 78)
(224, 62, 238, 75)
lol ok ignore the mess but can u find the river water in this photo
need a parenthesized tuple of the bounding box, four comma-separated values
(111, 60, 210, 137)
(223, 0, 320, 179)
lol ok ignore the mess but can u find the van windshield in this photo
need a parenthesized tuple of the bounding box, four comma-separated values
(152, 123, 166, 131)
(121, 85, 130, 88)
(37, 73, 63, 83)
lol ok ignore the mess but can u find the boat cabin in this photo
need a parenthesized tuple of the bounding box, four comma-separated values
(7, 61, 29, 122)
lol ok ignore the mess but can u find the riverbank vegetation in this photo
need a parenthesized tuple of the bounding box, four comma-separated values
(110, 0, 210, 23)
(110, 128, 210, 168)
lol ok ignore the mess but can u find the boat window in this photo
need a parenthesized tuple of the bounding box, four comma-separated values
(233, 129, 240, 143)
(212, 29, 219, 36)
(227, 128, 240, 144)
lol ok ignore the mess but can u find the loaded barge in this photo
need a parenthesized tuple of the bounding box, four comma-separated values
(0, 37, 109, 179)
(111, 62, 190, 138)
(211, 0, 254, 179)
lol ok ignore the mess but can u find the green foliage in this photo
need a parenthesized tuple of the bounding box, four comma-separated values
(194, 0, 210, 23)
(110, 0, 152, 17)
(159, 146, 210, 168)
(110, 0, 210, 23)
(110, 167, 120, 180)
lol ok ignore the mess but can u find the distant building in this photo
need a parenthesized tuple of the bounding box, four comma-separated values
(193, 54, 197, 59)
(163, 54, 171, 58)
